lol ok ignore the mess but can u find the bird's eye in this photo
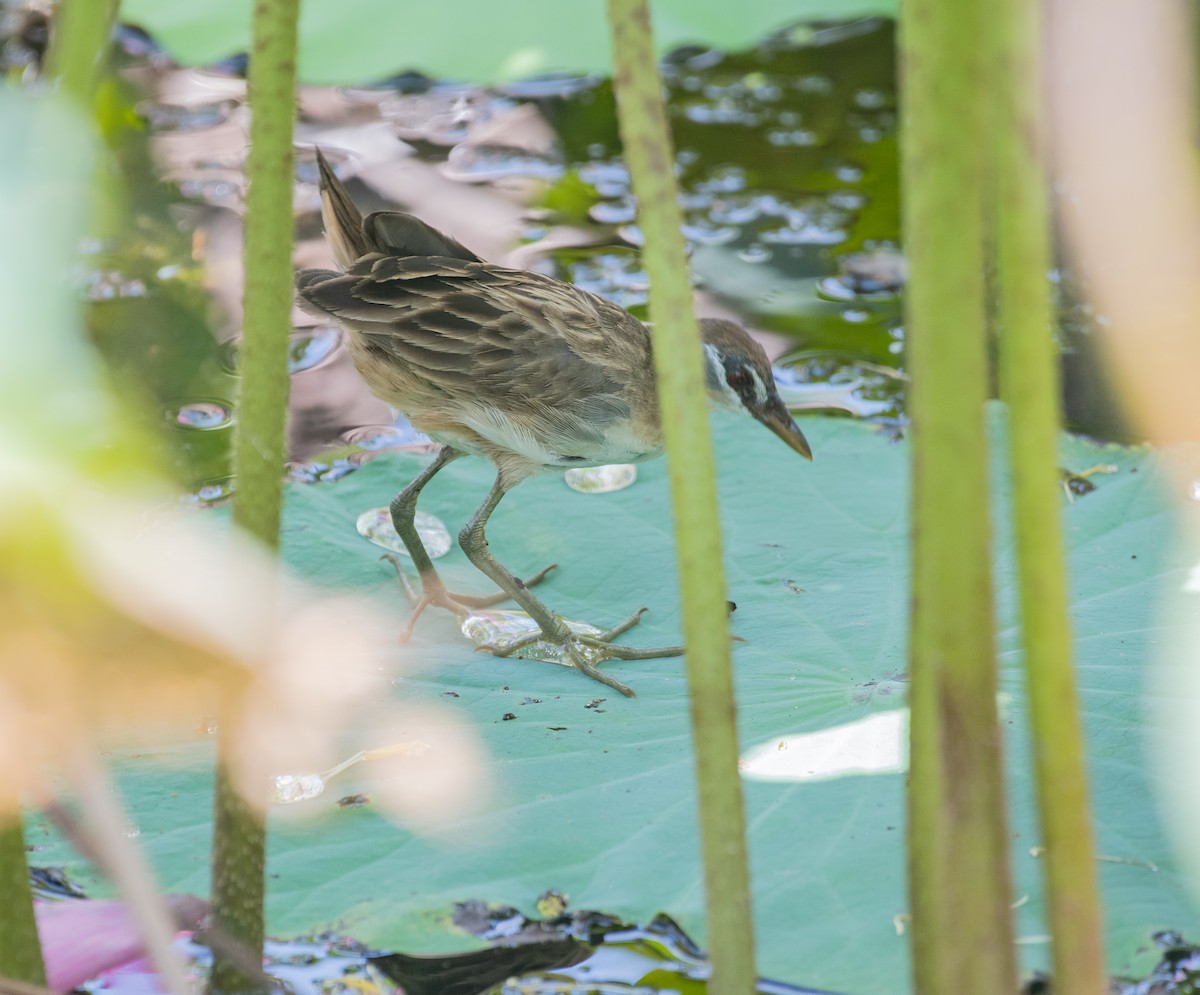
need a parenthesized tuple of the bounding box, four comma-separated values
(726, 368, 753, 390)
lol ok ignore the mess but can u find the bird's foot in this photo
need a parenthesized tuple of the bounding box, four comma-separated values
(382, 555, 558, 638)
(464, 608, 684, 698)
(449, 562, 558, 608)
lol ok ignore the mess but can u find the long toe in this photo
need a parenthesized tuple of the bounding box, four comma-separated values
(381, 554, 475, 639)
(446, 563, 559, 609)
(466, 610, 685, 697)
(399, 592, 471, 642)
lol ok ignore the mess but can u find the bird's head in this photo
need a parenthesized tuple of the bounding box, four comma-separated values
(698, 318, 813, 460)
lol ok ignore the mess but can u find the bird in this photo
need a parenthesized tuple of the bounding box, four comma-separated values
(297, 149, 812, 697)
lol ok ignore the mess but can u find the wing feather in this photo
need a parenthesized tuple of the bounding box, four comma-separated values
(299, 153, 659, 466)
(298, 254, 649, 433)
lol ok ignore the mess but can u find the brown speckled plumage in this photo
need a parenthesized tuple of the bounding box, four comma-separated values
(295, 150, 811, 696)
(299, 250, 663, 488)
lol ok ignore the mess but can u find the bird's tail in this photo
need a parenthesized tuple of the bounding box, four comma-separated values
(314, 147, 483, 266)
(316, 148, 375, 270)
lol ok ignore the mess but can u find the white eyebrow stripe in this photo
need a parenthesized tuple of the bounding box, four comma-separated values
(747, 367, 769, 407)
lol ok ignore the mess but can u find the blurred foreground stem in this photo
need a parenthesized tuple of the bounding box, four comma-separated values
(0, 812, 45, 985)
(0, 3, 128, 985)
(44, 0, 118, 106)
(66, 748, 191, 995)
(901, 0, 1018, 990)
(607, 3, 755, 994)
(212, 0, 299, 991)
(991, 0, 1106, 989)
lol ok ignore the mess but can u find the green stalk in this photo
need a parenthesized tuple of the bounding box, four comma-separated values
(0, 814, 45, 986)
(44, 0, 119, 106)
(230, 0, 298, 550)
(212, 1, 298, 991)
(991, 0, 1107, 989)
(900, 0, 1018, 991)
(606, 3, 754, 994)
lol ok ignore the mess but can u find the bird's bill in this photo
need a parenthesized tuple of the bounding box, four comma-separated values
(755, 397, 813, 460)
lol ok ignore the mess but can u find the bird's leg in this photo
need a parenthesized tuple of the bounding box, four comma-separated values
(457, 474, 684, 697)
(387, 447, 557, 638)
(388, 447, 469, 637)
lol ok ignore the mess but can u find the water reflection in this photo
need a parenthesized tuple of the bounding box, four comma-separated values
(171, 401, 232, 431)
(63, 13, 1123, 497)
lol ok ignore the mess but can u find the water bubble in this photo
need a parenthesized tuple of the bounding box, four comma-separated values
(695, 164, 747, 194)
(80, 271, 148, 300)
(289, 326, 341, 372)
(461, 610, 610, 668)
(564, 464, 637, 493)
(341, 425, 419, 450)
(839, 249, 907, 295)
(589, 198, 638, 225)
(795, 74, 834, 94)
(184, 477, 236, 506)
(356, 506, 452, 558)
(286, 457, 364, 484)
(854, 88, 891, 110)
(684, 48, 725, 71)
(834, 162, 865, 183)
(736, 243, 774, 265)
(270, 773, 326, 805)
(172, 401, 233, 431)
(750, 81, 783, 103)
(223, 326, 342, 374)
(815, 276, 856, 301)
(271, 744, 438, 806)
(828, 190, 867, 210)
(708, 194, 762, 226)
(681, 220, 739, 246)
(683, 100, 759, 127)
(565, 248, 649, 306)
(767, 129, 819, 147)
(578, 160, 630, 198)
(760, 220, 847, 246)
(841, 308, 873, 324)
(775, 356, 906, 420)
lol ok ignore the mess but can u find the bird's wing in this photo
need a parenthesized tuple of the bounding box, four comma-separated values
(297, 256, 657, 460)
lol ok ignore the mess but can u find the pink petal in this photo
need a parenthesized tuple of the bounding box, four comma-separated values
(35, 895, 207, 993)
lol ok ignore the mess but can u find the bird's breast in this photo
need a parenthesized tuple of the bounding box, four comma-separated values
(449, 402, 661, 468)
